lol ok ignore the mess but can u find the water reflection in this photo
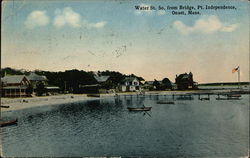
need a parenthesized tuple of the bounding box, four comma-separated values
(1, 95, 248, 157)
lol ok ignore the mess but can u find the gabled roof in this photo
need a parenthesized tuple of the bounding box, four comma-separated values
(27, 72, 47, 81)
(1, 75, 27, 84)
(123, 77, 138, 82)
(94, 75, 110, 83)
(176, 73, 190, 80)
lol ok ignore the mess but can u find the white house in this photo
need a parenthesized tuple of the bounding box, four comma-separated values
(120, 77, 141, 92)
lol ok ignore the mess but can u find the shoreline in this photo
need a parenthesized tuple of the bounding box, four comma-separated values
(1, 94, 102, 112)
(1, 89, 248, 112)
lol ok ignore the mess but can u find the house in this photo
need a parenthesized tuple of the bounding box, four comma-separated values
(27, 72, 47, 88)
(27, 73, 61, 95)
(1, 75, 31, 97)
(1, 73, 60, 97)
(120, 77, 141, 92)
(94, 74, 114, 93)
(143, 81, 155, 91)
(94, 75, 110, 83)
(175, 72, 196, 90)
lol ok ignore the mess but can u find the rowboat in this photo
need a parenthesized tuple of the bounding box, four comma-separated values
(0, 119, 18, 127)
(87, 94, 100, 97)
(216, 97, 240, 100)
(227, 94, 241, 98)
(157, 101, 175, 104)
(0, 105, 10, 108)
(199, 98, 210, 101)
(127, 107, 152, 111)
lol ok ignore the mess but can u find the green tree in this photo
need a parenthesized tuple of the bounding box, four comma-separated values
(26, 84, 34, 95)
(162, 78, 172, 90)
(36, 82, 46, 96)
(153, 79, 160, 90)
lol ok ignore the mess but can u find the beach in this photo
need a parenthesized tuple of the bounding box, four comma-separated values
(0, 94, 102, 112)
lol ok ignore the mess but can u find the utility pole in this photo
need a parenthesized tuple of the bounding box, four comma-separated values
(64, 81, 67, 93)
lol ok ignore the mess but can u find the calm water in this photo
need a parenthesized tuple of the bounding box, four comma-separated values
(1, 95, 249, 157)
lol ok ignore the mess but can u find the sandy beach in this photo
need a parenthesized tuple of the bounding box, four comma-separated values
(0, 89, 242, 112)
(0, 94, 103, 112)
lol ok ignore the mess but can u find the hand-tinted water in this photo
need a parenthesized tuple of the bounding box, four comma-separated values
(1, 95, 248, 157)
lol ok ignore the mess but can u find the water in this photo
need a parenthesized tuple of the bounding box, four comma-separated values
(1, 95, 249, 157)
(198, 85, 250, 90)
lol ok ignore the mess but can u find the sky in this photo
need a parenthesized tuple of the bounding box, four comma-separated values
(1, 0, 249, 83)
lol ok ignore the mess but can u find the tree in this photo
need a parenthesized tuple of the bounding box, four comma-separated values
(36, 82, 46, 96)
(162, 78, 172, 90)
(26, 84, 34, 96)
(153, 79, 160, 90)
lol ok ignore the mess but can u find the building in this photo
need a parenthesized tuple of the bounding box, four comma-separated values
(120, 77, 141, 92)
(175, 72, 196, 90)
(27, 72, 47, 89)
(1, 73, 60, 97)
(1, 75, 31, 97)
(94, 75, 110, 83)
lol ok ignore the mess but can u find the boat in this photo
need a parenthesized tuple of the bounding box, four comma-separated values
(216, 97, 240, 100)
(199, 98, 210, 101)
(127, 107, 152, 111)
(227, 94, 241, 98)
(0, 105, 10, 108)
(87, 94, 100, 97)
(0, 119, 18, 127)
(157, 101, 175, 104)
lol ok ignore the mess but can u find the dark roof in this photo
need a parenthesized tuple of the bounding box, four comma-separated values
(1, 75, 27, 84)
(176, 73, 192, 80)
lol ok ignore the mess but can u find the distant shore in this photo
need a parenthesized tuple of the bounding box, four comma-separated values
(1, 89, 248, 112)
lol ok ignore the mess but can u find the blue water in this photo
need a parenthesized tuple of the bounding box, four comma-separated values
(1, 94, 249, 157)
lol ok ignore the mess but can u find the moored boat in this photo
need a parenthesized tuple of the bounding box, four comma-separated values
(216, 97, 240, 100)
(227, 94, 241, 98)
(87, 94, 100, 97)
(157, 101, 175, 104)
(0, 119, 18, 127)
(127, 107, 152, 111)
(0, 105, 10, 108)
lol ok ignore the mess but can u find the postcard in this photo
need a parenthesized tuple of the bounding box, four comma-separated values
(1, 0, 249, 157)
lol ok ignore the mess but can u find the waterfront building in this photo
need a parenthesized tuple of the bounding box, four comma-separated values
(1, 75, 31, 97)
(175, 72, 197, 90)
(120, 77, 141, 92)
(26, 72, 47, 89)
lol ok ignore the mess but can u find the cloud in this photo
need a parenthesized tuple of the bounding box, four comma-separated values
(134, 4, 154, 15)
(157, 10, 166, 16)
(173, 15, 238, 35)
(54, 7, 81, 28)
(90, 21, 107, 28)
(220, 24, 238, 32)
(53, 7, 107, 29)
(25, 10, 50, 29)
